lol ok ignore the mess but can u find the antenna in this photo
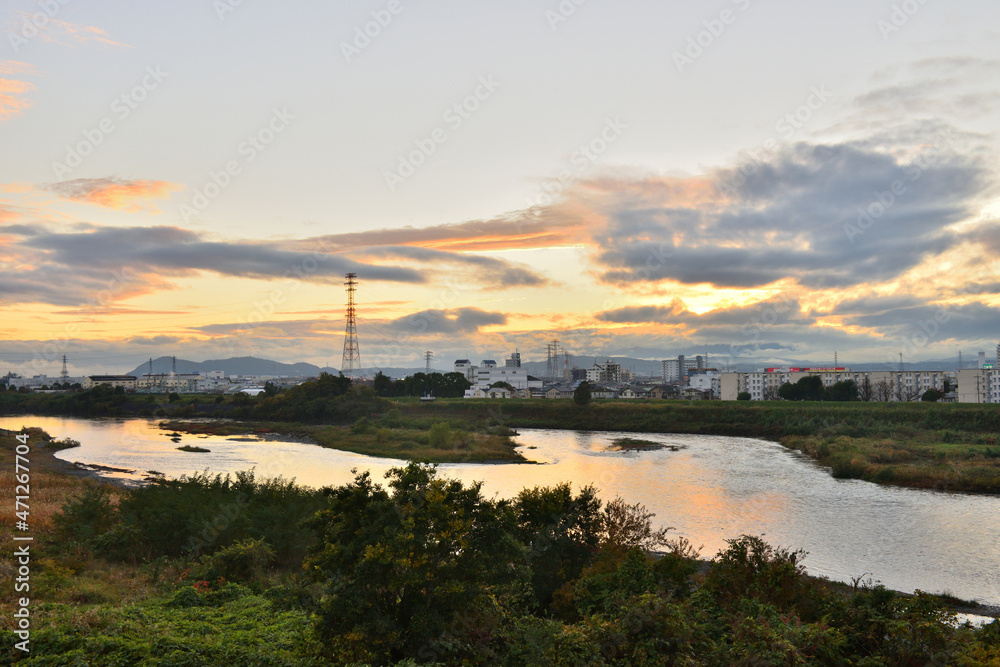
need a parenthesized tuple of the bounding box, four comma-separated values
(341, 273, 361, 379)
(60, 355, 69, 381)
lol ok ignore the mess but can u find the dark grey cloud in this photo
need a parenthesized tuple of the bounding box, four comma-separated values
(830, 295, 926, 316)
(844, 303, 1000, 343)
(386, 308, 508, 335)
(0, 225, 425, 306)
(591, 141, 986, 289)
(361, 245, 548, 288)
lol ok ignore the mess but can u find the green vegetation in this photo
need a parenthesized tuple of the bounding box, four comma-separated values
(780, 434, 1000, 493)
(2, 436, 997, 665)
(394, 399, 1000, 493)
(163, 413, 526, 463)
(609, 437, 673, 452)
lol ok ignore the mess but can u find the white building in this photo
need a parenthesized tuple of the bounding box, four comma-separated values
(689, 371, 721, 396)
(957, 369, 1000, 403)
(454, 359, 476, 381)
(461, 358, 543, 394)
(661, 355, 706, 382)
(720, 368, 949, 401)
(586, 360, 625, 384)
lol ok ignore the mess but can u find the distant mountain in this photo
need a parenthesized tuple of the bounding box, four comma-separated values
(125, 356, 331, 378)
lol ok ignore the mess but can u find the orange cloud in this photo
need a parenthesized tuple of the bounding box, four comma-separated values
(12, 14, 130, 49)
(0, 68, 36, 122)
(44, 177, 184, 213)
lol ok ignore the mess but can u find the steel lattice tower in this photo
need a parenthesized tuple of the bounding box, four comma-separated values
(342, 273, 361, 378)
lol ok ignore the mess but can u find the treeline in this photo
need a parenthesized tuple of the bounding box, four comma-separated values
(10, 464, 998, 665)
(372, 371, 472, 398)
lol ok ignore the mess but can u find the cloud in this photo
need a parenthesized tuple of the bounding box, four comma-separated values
(383, 308, 508, 335)
(360, 245, 549, 288)
(582, 141, 986, 290)
(0, 224, 426, 306)
(0, 61, 37, 122)
(299, 208, 586, 253)
(10, 14, 130, 49)
(43, 177, 184, 212)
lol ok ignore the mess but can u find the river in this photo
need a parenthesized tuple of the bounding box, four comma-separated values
(4, 415, 998, 607)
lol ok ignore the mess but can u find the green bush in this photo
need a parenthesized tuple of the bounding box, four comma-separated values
(200, 538, 275, 584)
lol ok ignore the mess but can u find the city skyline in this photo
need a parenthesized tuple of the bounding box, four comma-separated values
(2, 1, 1000, 377)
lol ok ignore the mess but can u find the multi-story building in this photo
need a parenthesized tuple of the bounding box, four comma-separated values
(957, 369, 1000, 403)
(661, 355, 706, 382)
(82, 375, 138, 390)
(454, 359, 475, 381)
(720, 368, 949, 401)
(586, 360, 624, 384)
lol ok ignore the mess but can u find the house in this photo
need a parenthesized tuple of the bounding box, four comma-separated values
(648, 385, 679, 399)
(619, 386, 648, 399)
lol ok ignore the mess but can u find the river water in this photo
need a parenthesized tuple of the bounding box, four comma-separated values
(4, 415, 998, 606)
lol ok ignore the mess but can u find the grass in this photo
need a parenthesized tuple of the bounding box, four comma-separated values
(393, 399, 1000, 493)
(160, 418, 527, 463)
(781, 434, 1000, 493)
(609, 437, 673, 451)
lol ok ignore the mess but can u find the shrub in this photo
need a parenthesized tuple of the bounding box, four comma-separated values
(200, 538, 275, 584)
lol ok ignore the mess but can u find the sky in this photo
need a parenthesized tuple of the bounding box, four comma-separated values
(1, 0, 999, 376)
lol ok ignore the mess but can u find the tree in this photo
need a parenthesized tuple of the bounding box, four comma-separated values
(858, 376, 874, 402)
(262, 381, 279, 397)
(874, 378, 895, 402)
(574, 381, 592, 406)
(305, 464, 525, 663)
(825, 380, 858, 402)
(778, 383, 797, 401)
(737, 391, 752, 401)
(796, 375, 825, 401)
(490, 381, 517, 393)
(514, 482, 603, 610)
(763, 385, 781, 401)
(921, 389, 944, 402)
(372, 371, 394, 397)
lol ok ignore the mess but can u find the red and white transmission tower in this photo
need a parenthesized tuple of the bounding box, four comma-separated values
(341, 273, 361, 378)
